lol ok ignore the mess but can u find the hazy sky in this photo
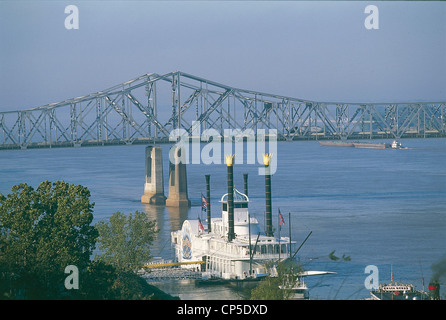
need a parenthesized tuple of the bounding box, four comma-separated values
(0, 1, 445, 112)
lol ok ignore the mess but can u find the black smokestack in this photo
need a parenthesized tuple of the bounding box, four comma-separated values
(226, 155, 235, 242)
(243, 173, 248, 197)
(264, 154, 273, 237)
(430, 254, 446, 300)
(205, 174, 211, 233)
(428, 281, 440, 300)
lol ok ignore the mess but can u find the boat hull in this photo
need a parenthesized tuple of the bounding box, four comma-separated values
(370, 290, 429, 300)
(319, 141, 354, 147)
(353, 142, 388, 149)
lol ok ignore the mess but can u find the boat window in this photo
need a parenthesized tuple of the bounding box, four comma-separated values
(280, 244, 286, 254)
(261, 245, 266, 254)
(234, 203, 248, 208)
(222, 203, 227, 211)
(254, 245, 260, 255)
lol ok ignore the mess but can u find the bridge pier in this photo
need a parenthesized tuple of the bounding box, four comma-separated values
(141, 145, 166, 205)
(166, 146, 191, 207)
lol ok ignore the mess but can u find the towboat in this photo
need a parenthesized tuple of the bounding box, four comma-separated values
(353, 140, 405, 149)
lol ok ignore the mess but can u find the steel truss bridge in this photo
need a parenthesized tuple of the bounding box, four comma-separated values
(0, 71, 445, 150)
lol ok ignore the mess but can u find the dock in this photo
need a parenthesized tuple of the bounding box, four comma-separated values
(139, 259, 205, 282)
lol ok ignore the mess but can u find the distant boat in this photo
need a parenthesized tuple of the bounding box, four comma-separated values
(370, 282, 429, 300)
(319, 141, 354, 147)
(353, 140, 405, 149)
(367, 266, 439, 300)
(390, 140, 405, 149)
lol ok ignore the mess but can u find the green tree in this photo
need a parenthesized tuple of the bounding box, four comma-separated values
(0, 181, 98, 299)
(63, 259, 178, 300)
(77, 260, 120, 300)
(250, 262, 303, 300)
(0, 181, 175, 300)
(95, 211, 158, 271)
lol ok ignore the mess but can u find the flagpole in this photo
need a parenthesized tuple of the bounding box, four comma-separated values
(289, 212, 292, 271)
(248, 211, 252, 277)
(205, 175, 211, 233)
(391, 264, 394, 283)
(278, 208, 281, 262)
(200, 193, 204, 222)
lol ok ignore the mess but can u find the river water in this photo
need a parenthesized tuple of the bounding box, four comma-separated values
(1, 138, 445, 299)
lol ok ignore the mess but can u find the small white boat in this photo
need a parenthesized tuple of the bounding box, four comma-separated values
(280, 270, 336, 300)
(390, 140, 406, 149)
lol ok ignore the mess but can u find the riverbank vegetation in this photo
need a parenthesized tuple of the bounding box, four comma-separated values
(0, 180, 178, 300)
(250, 261, 304, 300)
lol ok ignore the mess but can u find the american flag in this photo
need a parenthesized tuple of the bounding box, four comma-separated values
(201, 194, 207, 212)
(278, 209, 285, 231)
(198, 217, 205, 232)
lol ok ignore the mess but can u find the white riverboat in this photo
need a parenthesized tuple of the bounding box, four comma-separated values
(171, 187, 295, 281)
(171, 154, 335, 297)
(171, 154, 296, 282)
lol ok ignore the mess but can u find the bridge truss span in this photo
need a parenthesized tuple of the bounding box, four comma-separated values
(0, 71, 445, 150)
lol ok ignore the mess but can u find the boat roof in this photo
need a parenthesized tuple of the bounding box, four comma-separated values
(220, 188, 249, 203)
(180, 218, 294, 245)
(199, 232, 294, 247)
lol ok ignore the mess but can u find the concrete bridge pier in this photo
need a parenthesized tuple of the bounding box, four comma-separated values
(141, 146, 166, 205)
(166, 146, 191, 207)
